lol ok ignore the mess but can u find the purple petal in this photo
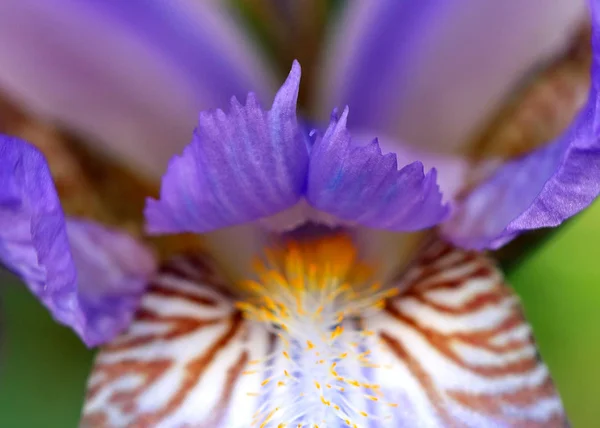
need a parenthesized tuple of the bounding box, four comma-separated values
(442, 1, 600, 249)
(0, 0, 275, 176)
(307, 108, 449, 231)
(317, 0, 586, 154)
(0, 136, 155, 346)
(145, 61, 308, 234)
(354, 131, 471, 201)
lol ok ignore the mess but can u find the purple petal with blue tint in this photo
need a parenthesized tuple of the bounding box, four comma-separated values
(0, 0, 275, 177)
(0, 136, 155, 346)
(317, 0, 585, 154)
(145, 61, 308, 234)
(307, 108, 449, 231)
(442, 1, 600, 249)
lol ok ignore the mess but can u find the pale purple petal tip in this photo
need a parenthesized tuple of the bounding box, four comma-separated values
(145, 61, 308, 234)
(442, 1, 600, 249)
(307, 107, 449, 231)
(0, 0, 275, 176)
(0, 136, 155, 346)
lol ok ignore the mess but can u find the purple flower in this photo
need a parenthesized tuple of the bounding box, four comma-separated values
(0, 0, 596, 426)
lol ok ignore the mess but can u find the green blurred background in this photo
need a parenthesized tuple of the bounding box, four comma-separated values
(0, 202, 599, 427)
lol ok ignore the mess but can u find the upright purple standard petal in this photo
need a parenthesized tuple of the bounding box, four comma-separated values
(317, 0, 585, 154)
(0, 136, 155, 346)
(442, 1, 600, 249)
(0, 0, 275, 176)
(145, 62, 308, 234)
(307, 108, 449, 231)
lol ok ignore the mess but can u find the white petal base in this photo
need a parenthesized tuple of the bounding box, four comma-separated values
(82, 242, 566, 427)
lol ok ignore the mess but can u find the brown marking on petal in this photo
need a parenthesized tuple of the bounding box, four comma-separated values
(401, 251, 481, 289)
(452, 22, 593, 273)
(84, 359, 172, 412)
(379, 331, 455, 426)
(470, 20, 592, 161)
(104, 310, 224, 352)
(133, 311, 244, 426)
(416, 241, 462, 265)
(82, 244, 565, 426)
(408, 283, 510, 315)
(0, 91, 204, 261)
(58, 135, 205, 260)
(159, 254, 237, 299)
(385, 301, 538, 378)
(196, 351, 250, 428)
(447, 376, 557, 413)
(146, 283, 220, 307)
(79, 411, 108, 428)
(0, 97, 108, 220)
(366, 239, 566, 425)
(409, 265, 496, 294)
(446, 377, 568, 428)
(81, 253, 256, 426)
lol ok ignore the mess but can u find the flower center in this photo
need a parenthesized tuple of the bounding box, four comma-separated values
(237, 233, 398, 427)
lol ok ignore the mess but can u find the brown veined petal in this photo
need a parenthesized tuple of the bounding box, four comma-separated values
(81, 238, 566, 427)
(470, 20, 592, 161)
(361, 240, 567, 426)
(80, 253, 273, 427)
(0, 92, 203, 260)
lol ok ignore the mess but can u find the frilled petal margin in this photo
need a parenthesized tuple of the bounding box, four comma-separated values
(0, 137, 155, 346)
(145, 61, 308, 234)
(81, 241, 564, 427)
(442, 2, 600, 249)
(307, 107, 449, 231)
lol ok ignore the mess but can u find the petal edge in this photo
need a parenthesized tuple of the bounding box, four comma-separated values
(145, 61, 308, 234)
(0, 136, 155, 346)
(307, 108, 449, 231)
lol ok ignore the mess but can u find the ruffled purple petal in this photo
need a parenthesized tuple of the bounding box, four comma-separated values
(0, 136, 155, 346)
(354, 131, 471, 202)
(442, 1, 600, 249)
(0, 0, 275, 176)
(316, 0, 585, 154)
(145, 61, 308, 234)
(306, 108, 449, 231)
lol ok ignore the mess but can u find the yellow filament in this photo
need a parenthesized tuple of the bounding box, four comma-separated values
(237, 233, 398, 427)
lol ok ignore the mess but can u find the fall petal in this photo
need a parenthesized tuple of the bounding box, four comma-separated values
(0, 136, 155, 346)
(81, 253, 271, 427)
(81, 237, 565, 427)
(361, 240, 567, 426)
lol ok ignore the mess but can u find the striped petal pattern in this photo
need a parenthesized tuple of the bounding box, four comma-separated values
(363, 241, 566, 426)
(81, 254, 272, 427)
(82, 241, 565, 427)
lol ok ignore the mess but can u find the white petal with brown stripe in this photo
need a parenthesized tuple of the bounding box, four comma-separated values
(81, 237, 566, 427)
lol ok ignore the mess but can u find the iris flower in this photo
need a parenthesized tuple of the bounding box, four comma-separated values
(0, 1, 598, 426)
